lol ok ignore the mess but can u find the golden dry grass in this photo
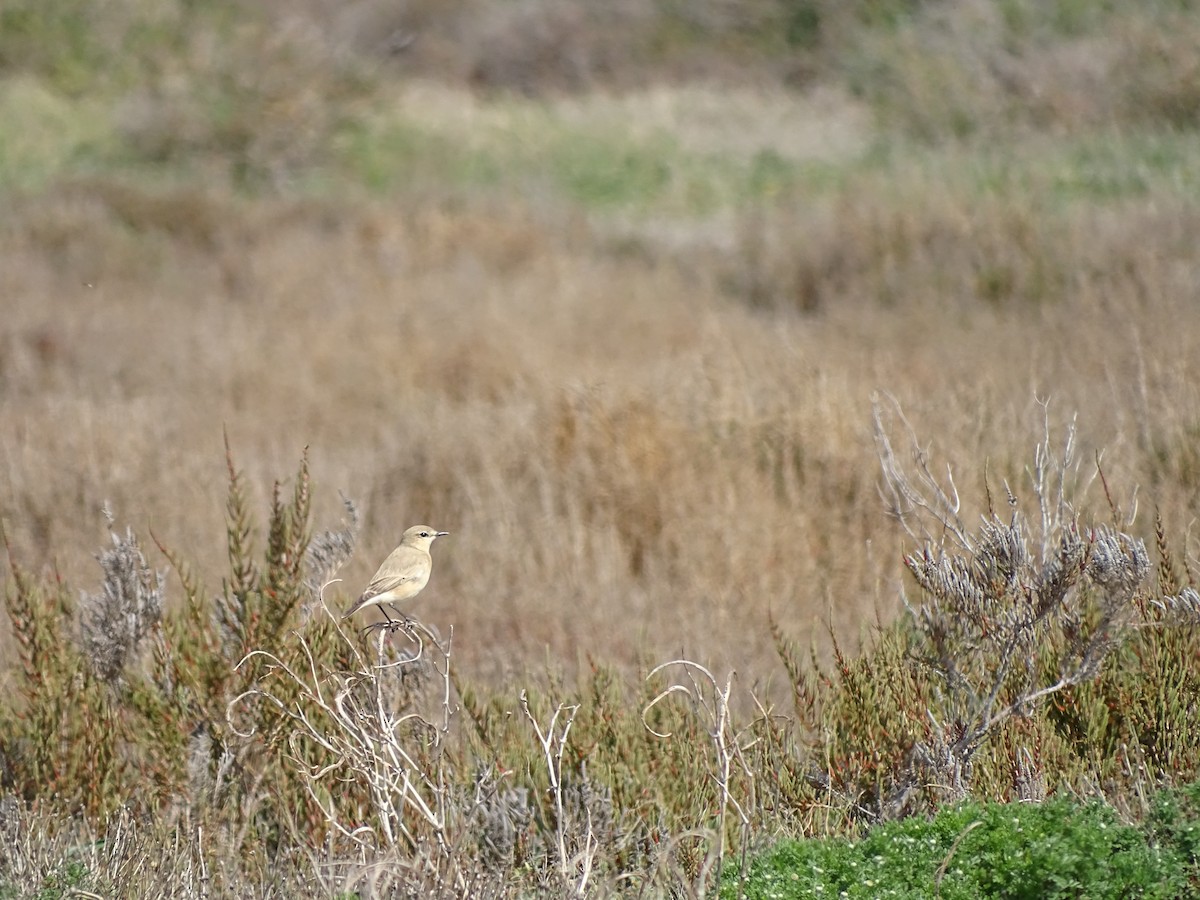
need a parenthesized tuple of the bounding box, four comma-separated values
(3, 0, 1200, 699)
(5, 136, 1200, 693)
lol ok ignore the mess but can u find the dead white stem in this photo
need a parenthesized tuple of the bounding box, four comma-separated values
(873, 391, 972, 551)
(519, 691, 594, 896)
(643, 658, 754, 897)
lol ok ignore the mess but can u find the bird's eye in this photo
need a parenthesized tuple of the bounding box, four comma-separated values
(420, 531, 429, 537)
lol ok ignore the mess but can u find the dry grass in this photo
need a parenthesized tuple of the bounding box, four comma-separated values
(3, 0, 1200, 746)
(4, 155, 1200, 695)
(0, 179, 887, 688)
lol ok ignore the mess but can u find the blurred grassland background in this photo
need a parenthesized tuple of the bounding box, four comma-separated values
(3, 0, 1200, 689)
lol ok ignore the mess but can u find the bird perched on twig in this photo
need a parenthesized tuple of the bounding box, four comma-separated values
(343, 525, 448, 625)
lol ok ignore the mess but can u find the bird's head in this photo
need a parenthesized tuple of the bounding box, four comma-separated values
(401, 525, 449, 549)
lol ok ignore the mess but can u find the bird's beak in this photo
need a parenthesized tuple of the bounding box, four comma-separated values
(436, 531, 449, 537)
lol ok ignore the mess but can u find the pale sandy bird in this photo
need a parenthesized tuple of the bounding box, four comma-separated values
(343, 525, 448, 624)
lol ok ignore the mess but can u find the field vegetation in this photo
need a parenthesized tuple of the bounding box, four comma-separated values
(2, 0, 1200, 895)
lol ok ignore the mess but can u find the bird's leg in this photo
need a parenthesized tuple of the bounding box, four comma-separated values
(386, 603, 418, 631)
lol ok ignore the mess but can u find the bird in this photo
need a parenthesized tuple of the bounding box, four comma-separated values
(343, 525, 448, 625)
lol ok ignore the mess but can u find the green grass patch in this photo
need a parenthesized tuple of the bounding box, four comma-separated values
(0, 77, 117, 190)
(969, 131, 1200, 204)
(1046, 131, 1200, 201)
(335, 117, 506, 194)
(335, 101, 851, 216)
(860, 127, 1200, 212)
(535, 128, 848, 214)
(336, 109, 787, 213)
(329, 80, 872, 214)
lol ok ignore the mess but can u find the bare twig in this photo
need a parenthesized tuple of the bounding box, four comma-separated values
(644, 659, 754, 897)
(519, 691, 596, 896)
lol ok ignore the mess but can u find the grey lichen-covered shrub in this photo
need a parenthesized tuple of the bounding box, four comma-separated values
(800, 397, 1167, 823)
(901, 515, 1150, 803)
(78, 507, 165, 684)
(472, 781, 535, 870)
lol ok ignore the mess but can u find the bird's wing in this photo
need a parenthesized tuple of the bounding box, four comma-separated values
(359, 569, 422, 602)
(358, 547, 429, 601)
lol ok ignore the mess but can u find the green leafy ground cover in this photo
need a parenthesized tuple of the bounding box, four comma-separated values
(729, 784, 1200, 899)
